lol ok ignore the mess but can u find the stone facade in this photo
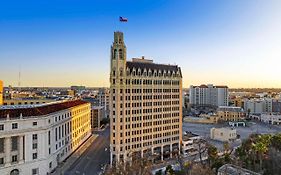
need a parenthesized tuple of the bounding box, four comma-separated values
(109, 31, 182, 164)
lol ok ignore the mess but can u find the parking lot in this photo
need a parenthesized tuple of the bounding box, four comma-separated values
(183, 120, 281, 150)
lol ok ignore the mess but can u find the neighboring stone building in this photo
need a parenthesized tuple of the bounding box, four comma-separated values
(210, 127, 237, 142)
(0, 100, 91, 175)
(189, 84, 228, 107)
(0, 80, 3, 106)
(91, 106, 105, 129)
(109, 31, 182, 164)
(218, 164, 261, 175)
(217, 106, 245, 121)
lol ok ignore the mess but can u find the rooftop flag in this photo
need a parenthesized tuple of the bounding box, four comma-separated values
(119, 16, 128, 22)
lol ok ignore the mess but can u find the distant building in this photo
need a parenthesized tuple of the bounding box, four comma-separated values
(91, 106, 105, 129)
(189, 84, 228, 107)
(244, 98, 272, 114)
(82, 97, 100, 106)
(210, 127, 237, 142)
(3, 98, 56, 106)
(232, 97, 244, 108)
(0, 80, 3, 105)
(217, 106, 245, 121)
(70, 85, 86, 91)
(272, 99, 281, 113)
(217, 164, 261, 175)
(0, 100, 91, 175)
(260, 113, 281, 125)
(97, 88, 110, 118)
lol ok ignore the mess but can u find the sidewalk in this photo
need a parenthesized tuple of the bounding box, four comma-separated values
(52, 134, 98, 175)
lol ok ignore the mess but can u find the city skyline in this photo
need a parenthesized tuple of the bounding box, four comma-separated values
(1, 0, 281, 88)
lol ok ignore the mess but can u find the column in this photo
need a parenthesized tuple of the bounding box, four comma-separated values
(110, 152, 113, 165)
(161, 146, 163, 161)
(19, 136, 24, 163)
(170, 144, 173, 158)
(5, 137, 11, 165)
(151, 147, 154, 163)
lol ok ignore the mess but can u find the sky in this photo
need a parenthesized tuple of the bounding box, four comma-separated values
(0, 0, 281, 88)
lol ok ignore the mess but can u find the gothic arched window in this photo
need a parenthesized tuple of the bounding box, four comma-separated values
(119, 49, 123, 59)
(113, 49, 117, 59)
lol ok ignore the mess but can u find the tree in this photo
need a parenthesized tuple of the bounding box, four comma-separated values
(207, 145, 218, 166)
(193, 138, 208, 165)
(188, 164, 215, 175)
(165, 165, 174, 175)
(105, 153, 153, 175)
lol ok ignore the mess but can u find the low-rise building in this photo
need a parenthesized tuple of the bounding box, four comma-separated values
(182, 132, 202, 157)
(210, 127, 237, 142)
(183, 114, 218, 124)
(232, 97, 244, 108)
(217, 164, 261, 175)
(217, 106, 245, 121)
(260, 113, 281, 125)
(0, 100, 91, 175)
(91, 106, 105, 129)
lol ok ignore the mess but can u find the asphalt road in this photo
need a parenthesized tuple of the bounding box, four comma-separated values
(65, 127, 110, 175)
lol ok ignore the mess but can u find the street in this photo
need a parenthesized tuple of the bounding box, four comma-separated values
(65, 127, 110, 175)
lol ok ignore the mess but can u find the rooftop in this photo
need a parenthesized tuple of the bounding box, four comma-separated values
(217, 106, 244, 112)
(191, 84, 228, 88)
(218, 164, 261, 175)
(126, 58, 181, 76)
(0, 100, 89, 119)
(183, 131, 200, 141)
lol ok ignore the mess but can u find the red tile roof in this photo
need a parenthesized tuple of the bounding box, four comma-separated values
(0, 100, 89, 119)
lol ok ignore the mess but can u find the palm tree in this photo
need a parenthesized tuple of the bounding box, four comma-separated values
(252, 135, 272, 171)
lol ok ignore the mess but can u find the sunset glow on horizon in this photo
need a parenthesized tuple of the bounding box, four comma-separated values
(1, 0, 281, 88)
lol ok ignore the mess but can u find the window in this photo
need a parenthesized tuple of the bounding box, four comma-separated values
(49, 162, 52, 169)
(0, 138, 4, 153)
(11, 136, 18, 151)
(12, 155, 17, 162)
(12, 123, 18, 129)
(32, 134, 38, 141)
(32, 168, 39, 175)
(32, 143, 37, 149)
(48, 131, 51, 145)
(0, 158, 3, 165)
(0, 124, 4, 131)
(32, 153, 37, 160)
(33, 122, 37, 126)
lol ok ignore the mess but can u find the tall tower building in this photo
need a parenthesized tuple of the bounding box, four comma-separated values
(189, 84, 228, 107)
(110, 31, 182, 164)
(0, 80, 3, 105)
